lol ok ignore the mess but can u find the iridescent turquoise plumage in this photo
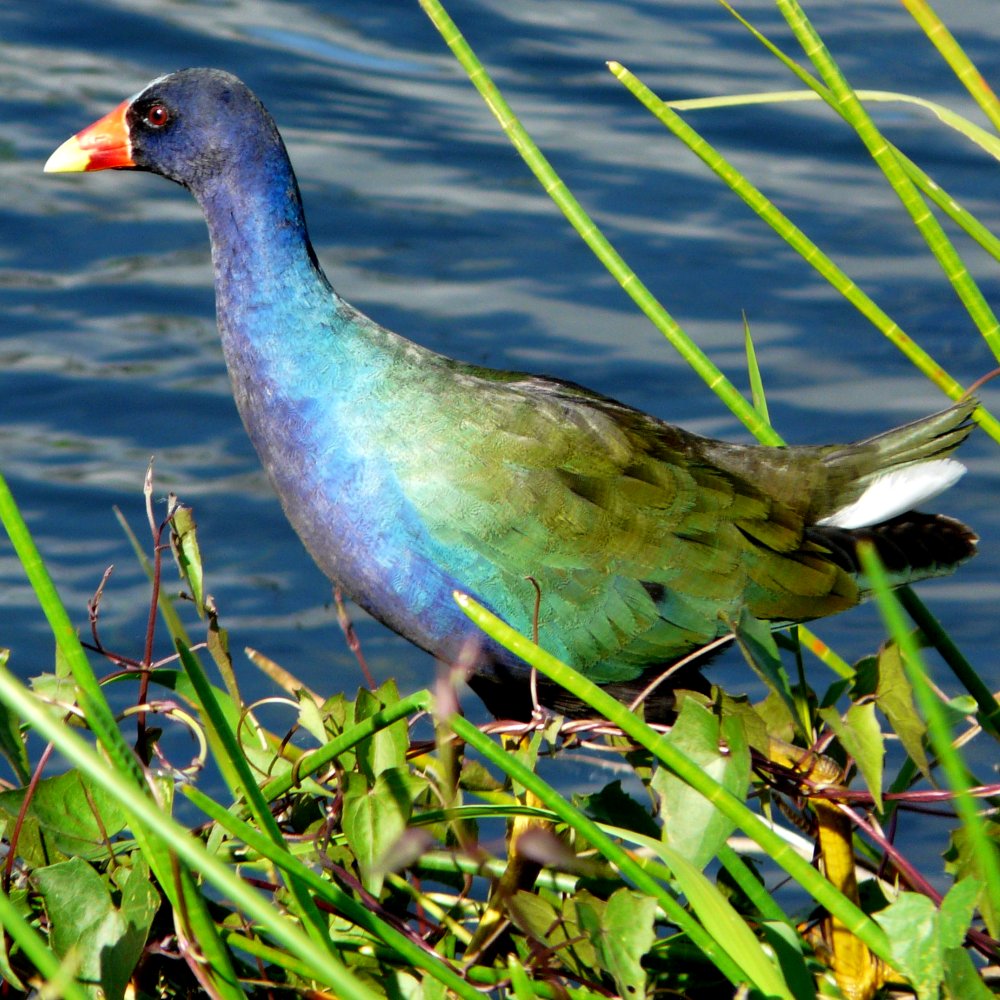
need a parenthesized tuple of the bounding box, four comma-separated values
(46, 70, 977, 719)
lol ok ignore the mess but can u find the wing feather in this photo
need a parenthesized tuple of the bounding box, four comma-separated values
(380, 367, 854, 681)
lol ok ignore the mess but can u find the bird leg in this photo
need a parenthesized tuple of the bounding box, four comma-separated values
(768, 738, 885, 1000)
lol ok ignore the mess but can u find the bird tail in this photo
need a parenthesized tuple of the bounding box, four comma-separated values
(814, 398, 977, 529)
(808, 511, 977, 588)
(811, 397, 978, 584)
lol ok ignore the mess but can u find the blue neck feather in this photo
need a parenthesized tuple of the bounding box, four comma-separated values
(185, 134, 495, 669)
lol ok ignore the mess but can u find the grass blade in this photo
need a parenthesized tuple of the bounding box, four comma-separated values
(857, 545, 1000, 923)
(901, 0, 1000, 132)
(417, 0, 779, 445)
(606, 60, 1000, 443)
(777, 0, 1000, 361)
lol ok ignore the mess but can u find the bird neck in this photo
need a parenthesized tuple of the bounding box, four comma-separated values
(187, 141, 408, 477)
(194, 147, 334, 354)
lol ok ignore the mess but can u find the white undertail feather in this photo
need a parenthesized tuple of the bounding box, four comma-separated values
(817, 458, 967, 530)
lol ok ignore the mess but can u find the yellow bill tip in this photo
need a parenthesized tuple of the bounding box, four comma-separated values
(44, 135, 90, 173)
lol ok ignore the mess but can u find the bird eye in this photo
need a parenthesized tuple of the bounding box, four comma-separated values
(145, 104, 170, 128)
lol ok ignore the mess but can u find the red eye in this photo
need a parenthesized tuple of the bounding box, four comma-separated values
(145, 104, 170, 128)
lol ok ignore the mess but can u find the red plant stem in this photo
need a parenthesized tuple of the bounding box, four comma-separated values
(135, 474, 172, 764)
(837, 800, 999, 960)
(334, 586, 376, 689)
(3, 742, 55, 892)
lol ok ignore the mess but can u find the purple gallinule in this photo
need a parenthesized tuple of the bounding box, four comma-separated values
(46, 70, 976, 719)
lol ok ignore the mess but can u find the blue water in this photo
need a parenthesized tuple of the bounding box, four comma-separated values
(2, 1, 999, 858)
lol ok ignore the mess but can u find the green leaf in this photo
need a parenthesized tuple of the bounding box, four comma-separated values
(53, 638, 73, 680)
(652, 699, 749, 870)
(458, 758, 503, 793)
(658, 843, 793, 1000)
(716, 691, 772, 754)
(0, 771, 127, 862)
(731, 609, 800, 733)
(945, 826, 1000, 938)
(751, 689, 797, 744)
(355, 681, 409, 780)
(743, 312, 770, 424)
(0, 888, 30, 990)
(874, 891, 944, 1000)
(938, 877, 980, 951)
(0, 650, 29, 783)
(452, 593, 891, 973)
(507, 955, 539, 999)
(493, 727, 545, 800)
(385, 970, 448, 1000)
(671, 87, 1000, 162)
(514, 890, 599, 980)
(506, 890, 559, 945)
(117, 859, 159, 978)
(942, 694, 979, 720)
(759, 921, 816, 1000)
(33, 857, 142, 1000)
(818, 700, 885, 811)
(205, 600, 239, 703)
(574, 780, 659, 840)
(578, 887, 656, 998)
(297, 690, 329, 743)
(26, 670, 77, 711)
(342, 766, 415, 894)
(942, 945, 994, 1000)
(875, 640, 931, 780)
